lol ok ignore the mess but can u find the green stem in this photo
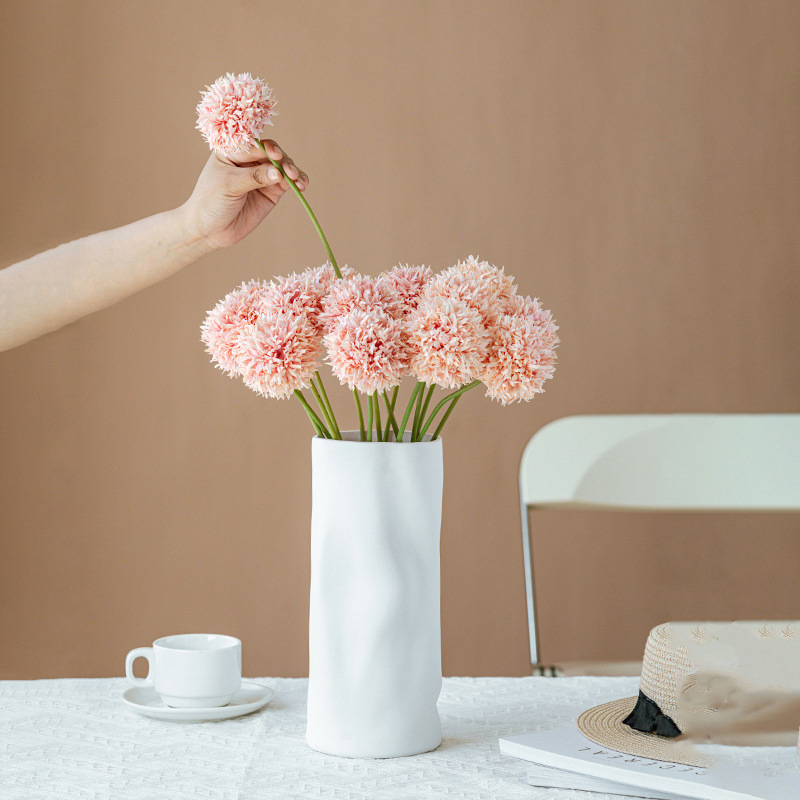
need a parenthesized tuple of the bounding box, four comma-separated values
(314, 371, 341, 440)
(418, 380, 481, 440)
(390, 386, 401, 439)
(293, 390, 331, 438)
(254, 138, 341, 278)
(382, 389, 400, 441)
(411, 382, 427, 441)
(309, 377, 335, 437)
(431, 395, 462, 440)
(366, 393, 373, 442)
(314, 417, 330, 438)
(398, 382, 423, 442)
(415, 385, 435, 441)
(373, 394, 383, 442)
(354, 389, 365, 442)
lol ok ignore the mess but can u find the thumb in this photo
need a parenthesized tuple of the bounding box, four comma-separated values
(232, 162, 284, 194)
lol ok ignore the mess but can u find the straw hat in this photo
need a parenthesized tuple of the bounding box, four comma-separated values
(577, 621, 800, 767)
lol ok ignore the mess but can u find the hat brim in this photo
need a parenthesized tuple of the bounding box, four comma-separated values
(577, 696, 707, 768)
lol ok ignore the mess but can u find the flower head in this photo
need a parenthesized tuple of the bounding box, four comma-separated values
(201, 280, 269, 376)
(260, 263, 355, 331)
(303, 262, 352, 299)
(320, 273, 399, 330)
(423, 255, 517, 323)
(234, 310, 321, 399)
(408, 295, 491, 389)
(325, 308, 409, 394)
(481, 297, 559, 404)
(377, 264, 432, 317)
(196, 73, 277, 155)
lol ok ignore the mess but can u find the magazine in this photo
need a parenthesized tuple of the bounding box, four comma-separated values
(499, 726, 800, 800)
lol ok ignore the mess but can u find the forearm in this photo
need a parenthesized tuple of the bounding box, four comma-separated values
(0, 206, 213, 352)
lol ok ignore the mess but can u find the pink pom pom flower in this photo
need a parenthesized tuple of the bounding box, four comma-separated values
(481, 296, 559, 404)
(260, 263, 356, 332)
(201, 280, 269, 376)
(377, 264, 432, 318)
(320, 273, 399, 330)
(234, 310, 322, 399)
(408, 295, 491, 389)
(196, 73, 277, 155)
(325, 308, 410, 395)
(423, 255, 517, 324)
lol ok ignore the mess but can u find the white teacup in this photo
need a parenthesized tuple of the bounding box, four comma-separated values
(125, 633, 242, 708)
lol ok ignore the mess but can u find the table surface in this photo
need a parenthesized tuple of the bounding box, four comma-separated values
(0, 675, 794, 800)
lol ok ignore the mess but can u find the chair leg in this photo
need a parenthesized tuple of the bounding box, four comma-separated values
(520, 496, 542, 670)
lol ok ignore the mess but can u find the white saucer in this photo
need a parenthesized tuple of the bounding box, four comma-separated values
(122, 681, 274, 722)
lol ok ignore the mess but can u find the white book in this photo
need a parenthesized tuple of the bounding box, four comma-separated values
(499, 726, 800, 800)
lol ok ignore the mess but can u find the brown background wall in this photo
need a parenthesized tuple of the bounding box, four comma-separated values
(1, 1, 799, 679)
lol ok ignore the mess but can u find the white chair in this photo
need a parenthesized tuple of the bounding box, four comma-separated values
(519, 414, 800, 674)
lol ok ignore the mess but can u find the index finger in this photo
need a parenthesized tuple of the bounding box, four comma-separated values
(218, 138, 283, 167)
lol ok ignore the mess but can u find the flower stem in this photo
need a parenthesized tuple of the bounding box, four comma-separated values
(390, 386, 401, 439)
(398, 382, 423, 442)
(315, 419, 331, 438)
(418, 380, 481, 440)
(309, 377, 337, 439)
(412, 382, 427, 441)
(366, 393, 373, 442)
(254, 138, 341, 278)
(354, 389, 365, 442)
(415, 385, 435, 441)
(382, 389, 400, 441)
(373, 393, 383, 442)
(431, 395, 461, 440)
(293, 390, 331, 438)
(314, 371, 341, 439)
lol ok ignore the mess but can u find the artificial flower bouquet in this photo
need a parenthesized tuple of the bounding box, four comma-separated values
(197, 74, 559, 441)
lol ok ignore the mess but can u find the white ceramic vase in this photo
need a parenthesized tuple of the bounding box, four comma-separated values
(306, 431, 443, 758)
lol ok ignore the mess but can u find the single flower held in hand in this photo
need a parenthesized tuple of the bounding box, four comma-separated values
(196, 73, 277, 156)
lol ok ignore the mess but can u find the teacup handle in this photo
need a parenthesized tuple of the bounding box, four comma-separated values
(125, 647, 154, 687)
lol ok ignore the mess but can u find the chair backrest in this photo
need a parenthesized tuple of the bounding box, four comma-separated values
(520, 414, 800, 511)
(518, 413, 800, 670)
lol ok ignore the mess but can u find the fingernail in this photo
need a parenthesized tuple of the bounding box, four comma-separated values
(274, 146, 282, 156)
(268, 168, 280, 181)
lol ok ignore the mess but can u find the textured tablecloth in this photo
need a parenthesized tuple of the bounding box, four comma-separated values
(0, 675, 793, 800)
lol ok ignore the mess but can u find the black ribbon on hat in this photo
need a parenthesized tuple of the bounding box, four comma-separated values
(621, 690, 682, 738)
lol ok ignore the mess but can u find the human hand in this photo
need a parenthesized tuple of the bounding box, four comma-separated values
(180, 139, 309, 251)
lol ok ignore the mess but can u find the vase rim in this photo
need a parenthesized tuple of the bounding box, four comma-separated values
(313, 431, 441, 445)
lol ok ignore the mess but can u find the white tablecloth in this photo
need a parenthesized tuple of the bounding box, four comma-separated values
(0, 675, 791, 799)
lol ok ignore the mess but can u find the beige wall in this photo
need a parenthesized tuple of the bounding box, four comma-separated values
(1, 1, 799, 679)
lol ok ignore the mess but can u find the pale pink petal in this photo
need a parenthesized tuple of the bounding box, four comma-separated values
(200, 280, 269, 376)
(481, 297, 559, 404)
(196, 73, 277, 155)
(320, 273, 399, 330)
(407, 295, 491, 389)
(234, 310, 321, 399)
(377, 264, 432, 318)
(423, 255, 517, 325)
(325, 308, 409, 394)
(260, 263, 354, 333)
